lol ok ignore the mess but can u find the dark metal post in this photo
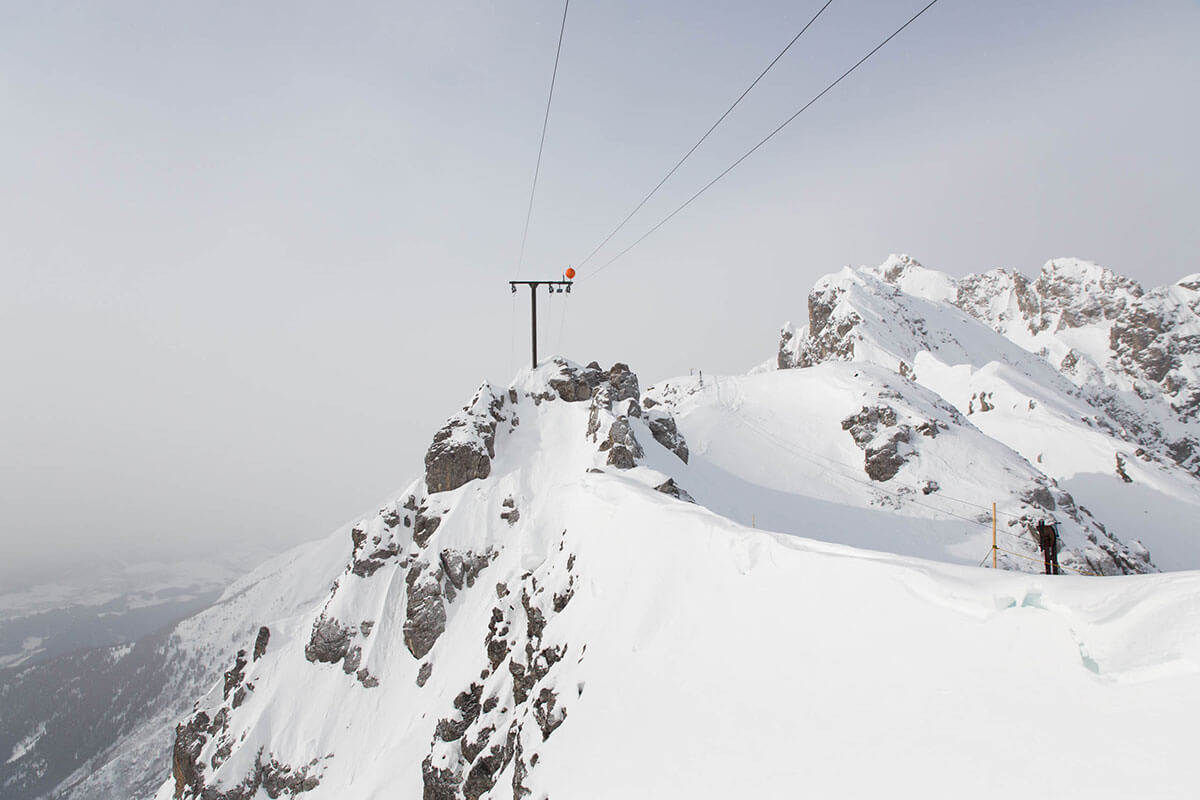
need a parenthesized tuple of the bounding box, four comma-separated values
(510, 278, 573, 371)
(529, 283, 538, 368)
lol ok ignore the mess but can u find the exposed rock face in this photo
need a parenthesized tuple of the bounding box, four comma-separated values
(1110, 302, 1173, 383)
(252, 627, 270, 661)
(440, 549, 494, 592)
(586, 386, 612, 442)
(171, 643, 328, 800)
(175, 748, 324, 800)
(304, 616, 352, 664)
(780, 256, 1200, 486)
(954, 261, 1200, 474)
(957, 259, 1144, 337)
(172, 713, 208, 799)
(549, 358, 643, 406)
(955, 269, 1040, 331)
(654, 478, 695, 502)
(420, 537, 580, 800)
(547, 359, 605, 402)
(777, 325, 798, 370)
(606, 362, 640, 402)
(840, 404, 921, 483)
(426, 429, 492, 494)
(223, 651, 247, 701)
(500, 496, 520, 525)
(404, 561, 447, 660)
(416, 662, 433, 687)
(413, 508, 442, 548)
(1033, 259, 1143, 332)
(647, 412, 689, 463)
(603, 417, 643, 469)
(794, 283, 859, 367)
(425, 384, 510, 494)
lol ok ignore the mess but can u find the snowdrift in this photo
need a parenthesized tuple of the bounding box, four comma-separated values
(155, 357, 1200, 800)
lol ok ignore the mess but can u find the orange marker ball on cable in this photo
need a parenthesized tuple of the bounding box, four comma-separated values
(564, 267, 576, 279)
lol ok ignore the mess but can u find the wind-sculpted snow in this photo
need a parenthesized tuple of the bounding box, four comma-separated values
(778, 254, 1200, 570)
(59, 256, 1200, 798)
(647, 365, 1151, 576)
(128, 351, 1200, 799)
(157, 358, 689, 800)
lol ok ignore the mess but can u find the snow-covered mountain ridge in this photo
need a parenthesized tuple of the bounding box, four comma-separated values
(28, 257, 1200, 800)
(779, 254, 1200, 571)
(151, 338, 1200, 799)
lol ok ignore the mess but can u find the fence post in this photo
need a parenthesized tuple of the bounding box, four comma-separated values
(992, 502, 997, 569)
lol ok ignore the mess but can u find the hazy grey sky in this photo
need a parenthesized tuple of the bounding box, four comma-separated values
(3, 1, 1198, 585)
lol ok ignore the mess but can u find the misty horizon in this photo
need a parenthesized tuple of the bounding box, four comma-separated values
(3, 0, 1198, 587)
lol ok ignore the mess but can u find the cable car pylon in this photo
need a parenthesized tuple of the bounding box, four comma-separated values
(510, 268, 575, 369)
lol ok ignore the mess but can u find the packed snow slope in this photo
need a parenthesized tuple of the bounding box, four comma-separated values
(157, 359, 1200, 800)
(779, 254, 1200, 570)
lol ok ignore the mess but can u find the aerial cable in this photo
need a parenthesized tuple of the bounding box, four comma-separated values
(581, 0, 941, 282)
(516, 0, 571, 278)
(708, 376, 1037, 531)
(575, 0, 837, 270)
(731, 407, 998, 529)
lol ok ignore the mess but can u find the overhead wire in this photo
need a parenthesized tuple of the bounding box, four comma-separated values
(580, 0, 941, 282)
(556, 285, 570, 355)
(719, 385, 1029, 526)
(720, 388, 1002, 529)
(705, 375, 1046, 550)
(574, 0, 837, 271)
(992, 546, 1098, 577)
(516, 0, 571, 278)
(728, 403, 1085, 570)
(706, 376, 1112, 576)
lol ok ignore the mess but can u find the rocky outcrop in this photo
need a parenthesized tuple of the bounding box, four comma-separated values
(404, 561, 447, 660)
(222, 651, 247, 701)
(785, 283, 860, 368)
(1111, 303, 1173, 383)
(252, 627, 270, 661)
(956, 259, 1144, 337)
(654, 478, 694, 502)
(602, 417, 643, 469)
(500, 496, 520, 525)
(1033, 259, 1143, 332)
(304, 616, 352, 664)
(841, 405, 918, 482)
(425, 384, 510, 494)
(605, 362, 640, 402)
(777, 326, 799, 370)
(413, 507, 442, 548)
(171, 644, 329, 800)
(420, 536, 580, 800)
(440, 549, 494, 593)
(647, 412, 689, 463)
(547, 359, 605, 402)
(955, 269, 1041, 332)
(175, 748, 324, 800)
(172, 714, 208, 799)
